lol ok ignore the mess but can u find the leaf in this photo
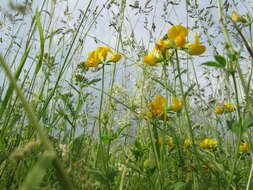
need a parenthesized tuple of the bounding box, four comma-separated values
(214, 55, 226, 67)
(201, 61, 224, 68)
(34, 10, 45, 76)
(170, 182, 187, 190)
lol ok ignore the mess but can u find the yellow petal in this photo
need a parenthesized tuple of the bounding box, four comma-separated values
(108, 53, 122, 63)
(185, 32, 206, 55)
(239, 142, 249, 152)
(155, 39, 171, 53)
(96, 46, 112, 60)
(224, 104, 235, 112)
(149, 96, 166, 116)
(143, 52, 159, 66)
(167, 25, 188, 40)
(187, 43, 206, 55)
(213, 106, 224, 114)
(171, 96, 183, 112)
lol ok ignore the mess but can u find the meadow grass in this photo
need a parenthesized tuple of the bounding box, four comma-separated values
(1, 0, 253, 189)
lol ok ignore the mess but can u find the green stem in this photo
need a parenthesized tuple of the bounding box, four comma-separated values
(175, 50, 197, 150)
(226, 73, 243, 190)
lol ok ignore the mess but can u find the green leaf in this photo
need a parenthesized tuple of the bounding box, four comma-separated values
(170, 182, 187, 190)
(201, 61, 224, 68)
(34, 10, 45, 76)
(214, 55, 226, 67)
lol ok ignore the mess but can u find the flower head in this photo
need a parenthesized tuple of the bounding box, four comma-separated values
(185, 32, 206, 55)
(167, 25, 188, 47)
(213, 106, 224, 114)
(213, 104, 235, 114)
(198, 138, 218, 149)
(149, 96, 166, 116)
(142, 96, 168, 120)
(155, 39, 171, 54)
(171, 96, 183, 112)
(143, 47, 164, 66)
(224, 104, 235, 112)
(84, 46, 121, 67)
(240, 142, 249, 152)
(84, 50, 100, 67)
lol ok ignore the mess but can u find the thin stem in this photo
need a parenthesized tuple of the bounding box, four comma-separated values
(226, 73, 243, 190)
(175, 50, 197, 148)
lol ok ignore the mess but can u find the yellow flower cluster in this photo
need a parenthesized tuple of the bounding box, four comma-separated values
(143, 95, 183, 119)
(83, 46, 122, 67)
(198, 138, 218, 149)
(144, 25, 206, 66)
(213, 103, 235, 114)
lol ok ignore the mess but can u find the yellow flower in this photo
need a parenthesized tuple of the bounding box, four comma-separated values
(185, 32, 206, 55)
(239, 142, 249, 152)
(231, 11, 246, 23)
(149, 96, 166, 116)
(143, 50, 161, 66)
(107, 53, 122, 63)
(96, 46, 112, 61)
(184, 139, 192, 148)
(224, 104, 235, 112)
(171, 96, 183, 112)
(157, 136, 164, 145)
(155, 39, 171, 53)
(198, 138, 218, 149)
(84, 46, 122, 67)
(84, 50, 100, 67)
(213, 106, 224, 114)
(167, 25, 188, 47)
